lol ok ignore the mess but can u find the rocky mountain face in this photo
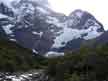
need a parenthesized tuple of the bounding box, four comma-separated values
(0, 0, 105, 56)
(94, 31, 108, 44)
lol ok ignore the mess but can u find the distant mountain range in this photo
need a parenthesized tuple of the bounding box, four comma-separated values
(0, 0, 107, 56)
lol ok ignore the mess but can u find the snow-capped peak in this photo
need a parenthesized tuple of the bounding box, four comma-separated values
(0, 1, 104, 55)
(69, 9, 84, 18)
(51, 10, 104, 48)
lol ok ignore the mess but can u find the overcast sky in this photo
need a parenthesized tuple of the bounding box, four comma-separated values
(48, 0, 108, 30)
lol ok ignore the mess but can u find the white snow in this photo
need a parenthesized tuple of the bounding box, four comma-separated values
(10, 39, 16, 42)
(32, 31, 43, 37)
(46, 16, 65, 27)
(2, 24, 14, 34)
(83, 26, 103, 40)
(12, 78, 21, 81)
(52, 27, 81, 48)
(45, 14, 103, 48)
(52, 25, 103, 48)
(0, 14, 9, 18)
(6, 75, 23, 81)
(20, 74, 29, 78)
(32, 49, 38, 54)
(45, 51, 64, 57)
(2, 71, 41, 81)
(50, 17, 104, 48)
(6, 75, 16, 79)
(37, 7, 50, 14)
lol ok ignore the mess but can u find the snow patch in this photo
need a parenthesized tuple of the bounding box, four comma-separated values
(45, 51, 64, 57)
(83, 26, 103, 40)
(10, 39, 16, 42)
(37, 7, 50, 14)
(32, 49, 38, 54)
(52, 25, 103, 48)
(32, 31, 43, 37)
(0, 13, 9, 18)
(46, 16, 65, 27)
(2, 24, 14, 34)
(2, 71, 41, 81)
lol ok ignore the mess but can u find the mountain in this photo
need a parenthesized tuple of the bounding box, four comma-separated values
(58, 30, 108, 53)
(94, 31, 108, 44)
(0, 0, 105, 56)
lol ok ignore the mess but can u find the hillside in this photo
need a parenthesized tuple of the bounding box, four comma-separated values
(47, 43, 108, 81)
(0, 0, 104, 54)
(0, 38, 108, 81)
(0, 39, 47, 72)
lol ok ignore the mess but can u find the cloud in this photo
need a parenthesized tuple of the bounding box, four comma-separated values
(48, 0, 108, 30)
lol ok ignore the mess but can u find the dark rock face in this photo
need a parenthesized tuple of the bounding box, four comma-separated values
(68, 9, 104, 31)
(0, 0, 105, 54)
(95, 31, 108, 44)
(0, 3, 14, 17)
(0, 26, 7, 39)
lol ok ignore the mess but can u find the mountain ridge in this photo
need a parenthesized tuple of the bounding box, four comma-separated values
(0, 0, 106, 56)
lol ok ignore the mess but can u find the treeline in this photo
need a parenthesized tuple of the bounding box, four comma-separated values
(46, 43, 108, 81)
(1, 38, 108, 81)
(0, 39, 48, 72)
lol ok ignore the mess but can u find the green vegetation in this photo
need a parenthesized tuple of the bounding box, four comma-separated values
(47, 44, 108, 81)
(1, 38, 108, 81)
(0, 39, 48, 72)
